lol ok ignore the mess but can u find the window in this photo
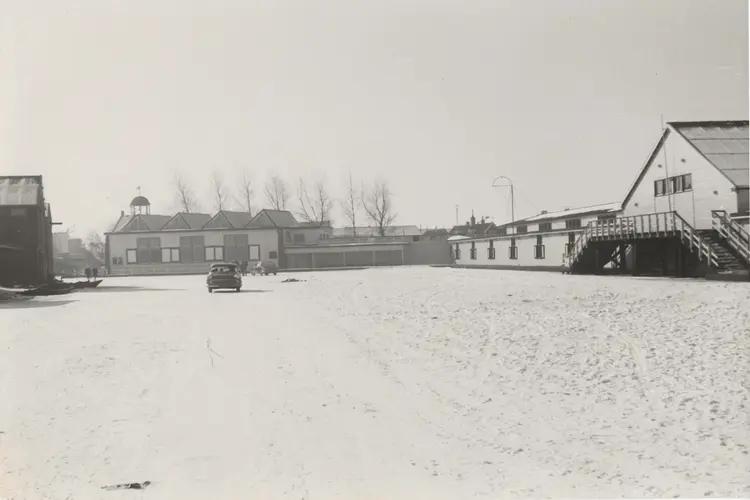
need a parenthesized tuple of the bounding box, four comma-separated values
(538, 222, 552, 232)
(224, 233, 249, 262)
(497, 227, 507, 236)
(509, 238, 518, 260)
(469, 242, 477, 260)
(126, 249, 137, 264)
(136, 237, 161, 264)
(534, 235, 546, 259)
(293, 233, 305, 244)
(10, 207, 26, 217)
(117, 257, 123, 265)
(454, 245, 461, 260)
(565, 218, 582, 229)
(180, 235, 205, 263)
(111, 257, 118, 265)
(205, 246, 224, 261)
(565, 232, 576, 255)
(269, 250, 278, 259)
(654, 179, 666, 196)
(249, 245, 260, 261)
(656, 174, 692, 196)
(161, 248, 180, 263)
(516, 225, 528, 234)
(488, 240, 495, 260)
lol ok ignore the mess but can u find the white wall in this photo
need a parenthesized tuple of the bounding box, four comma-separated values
(453, 232, 570, 268)
(623, 129, 737, 230)
(107, 228, 279, 275)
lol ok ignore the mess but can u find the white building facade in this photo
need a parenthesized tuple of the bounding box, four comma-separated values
(453, 203, 621, 270)
(621, 121, 748, 231)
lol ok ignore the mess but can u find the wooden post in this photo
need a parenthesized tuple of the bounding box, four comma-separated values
(648, 214, 652, 235)
(632, 243, 639, 276)
(619, 244, 627, 272)
(676, 241, 683, 277)
(594, 246, 601, 274)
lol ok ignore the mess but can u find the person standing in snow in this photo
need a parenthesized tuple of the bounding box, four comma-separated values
(92, 267, 99, 279)
(84, 267, 91, 281)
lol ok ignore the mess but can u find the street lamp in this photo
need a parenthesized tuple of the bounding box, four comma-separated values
(492, 176, 515, 234)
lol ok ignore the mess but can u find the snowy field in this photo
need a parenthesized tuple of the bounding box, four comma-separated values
(0, 267, 748, 499)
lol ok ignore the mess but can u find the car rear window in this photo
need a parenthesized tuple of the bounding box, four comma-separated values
(212, 265, 237, 273)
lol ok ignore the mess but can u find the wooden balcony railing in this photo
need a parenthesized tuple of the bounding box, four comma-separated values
(565, 211, 721, 270)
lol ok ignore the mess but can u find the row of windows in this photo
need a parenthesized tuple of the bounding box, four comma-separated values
(115, 240, 278, 265)
(654, 174, 692, 197)
(457, 235, 553, 261)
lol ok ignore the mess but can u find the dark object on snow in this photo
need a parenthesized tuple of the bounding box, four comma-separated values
(17, 285, 75, 296)
(101, 481, 151, 491)
(71, 279, 103, 289)
(281, 278, 305, 283)
(250, 260, 278, 276)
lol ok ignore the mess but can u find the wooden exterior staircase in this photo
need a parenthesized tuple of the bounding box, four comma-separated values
(564, 211, 748, 276)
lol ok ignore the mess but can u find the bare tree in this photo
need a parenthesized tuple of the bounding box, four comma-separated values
(86, 231, 106, 262)
(174, 173, 200, 213)
(233, 171, 254, 214)
(264, 175, 289, 211)
(340, 172, 360, 235)
(361, 179, 397, 237)
(296, 176, 334, 225)
(211, 171, 228, 212)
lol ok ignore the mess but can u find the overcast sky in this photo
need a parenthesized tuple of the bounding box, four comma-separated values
(1, 0, 747, 237)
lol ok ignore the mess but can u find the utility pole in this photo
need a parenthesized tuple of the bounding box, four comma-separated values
(492, 176, 515, 234)
(455, 205, 459, 226)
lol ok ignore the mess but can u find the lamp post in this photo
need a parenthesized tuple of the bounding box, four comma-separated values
(492, 176, 515, 234)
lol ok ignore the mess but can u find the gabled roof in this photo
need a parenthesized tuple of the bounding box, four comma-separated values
(162, 212, 211, 230)
(669, 121, 749, 187)
(247, 209, 298, 228)
(0, 176, 42, 206)
(111, 214, 133, 233)
(203, 210, 254, 229)
(118, 214, 172, 232)
(623, 121, 749, 208)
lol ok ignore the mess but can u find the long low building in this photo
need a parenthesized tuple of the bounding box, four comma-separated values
(452, 203, 621, 270)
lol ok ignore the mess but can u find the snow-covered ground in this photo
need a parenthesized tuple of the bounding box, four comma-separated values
(0, 267, 748, 499)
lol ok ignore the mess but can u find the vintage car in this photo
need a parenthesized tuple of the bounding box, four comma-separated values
(206, 262, 242, 292)
(250, 260, 278, 276)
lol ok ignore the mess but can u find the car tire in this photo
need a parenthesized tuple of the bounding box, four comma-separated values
(208, 288, 213, 293)
(235, 287, 241, 292)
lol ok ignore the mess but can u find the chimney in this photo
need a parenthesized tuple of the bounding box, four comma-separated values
(470, 214, 476, 226)
(121, 210, 125, 217)
(480, 217, 485, 224)
(540, 210, 547, 215)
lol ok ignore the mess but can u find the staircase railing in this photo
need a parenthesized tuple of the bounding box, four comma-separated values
(711, 210, 750, 265)
(672, 212, 720, 268)
(565, 211, 722, 270)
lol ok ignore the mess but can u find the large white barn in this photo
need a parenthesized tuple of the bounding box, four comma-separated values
(454, 120, 749, 276)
